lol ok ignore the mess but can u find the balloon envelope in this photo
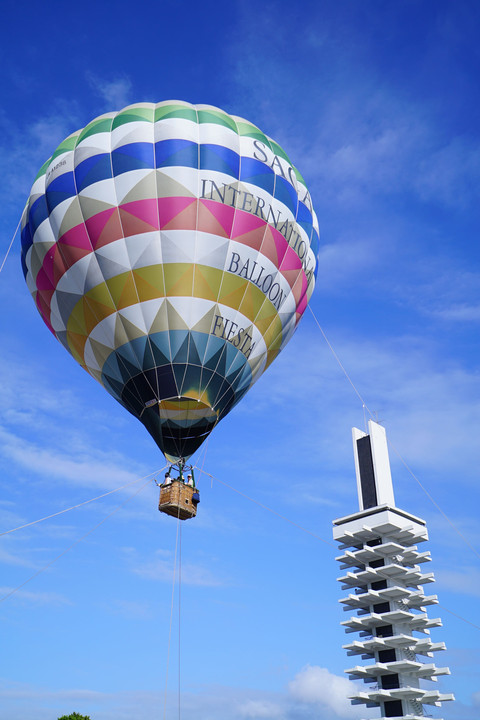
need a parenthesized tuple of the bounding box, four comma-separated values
(21, 101, 319, 462)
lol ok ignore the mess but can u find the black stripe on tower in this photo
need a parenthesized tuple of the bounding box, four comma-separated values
(357, 435, 378, 508)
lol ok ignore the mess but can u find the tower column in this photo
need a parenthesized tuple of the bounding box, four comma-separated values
(333, 421, 454, 719)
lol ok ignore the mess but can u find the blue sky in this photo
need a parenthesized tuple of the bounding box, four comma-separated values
(1, 1, 479, 718)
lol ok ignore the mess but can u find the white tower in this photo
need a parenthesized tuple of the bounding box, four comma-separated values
(332, 420, 454, 719)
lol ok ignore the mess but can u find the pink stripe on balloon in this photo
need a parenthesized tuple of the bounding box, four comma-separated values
(200, 199, 235, 235)
(35, 292, 54, 333)
(271, 228, 289, 265)
(58, 222, 92, 250)
(84, 208, 117, 244)
(298, 272, 308, 299)
(296, 293, 308, 316)
(36, 266, 54, 291)
(280, 246, 302, 272)
(230, 210, 266, 237)
(40, 247, 56, 286)
(158, 197, 196, 227)
(121, 199, 159, 229)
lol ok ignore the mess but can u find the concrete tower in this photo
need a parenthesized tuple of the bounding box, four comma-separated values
(332, 420, 454, 719)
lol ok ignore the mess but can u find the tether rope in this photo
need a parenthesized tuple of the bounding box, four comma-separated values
(195, 468, 335, 547)
(199, 467, 480, 633)
(308, 305, 374, 418)
(163, 513, 181, 720)
(0, 468, 165, 538)
(178, 519, 182, 720)
(437, 603, 480, 631)
(0, 477, 154, 604)
(388, 442, 480, 562)
(308, 304, 479, 561)
(0, 219, 21, 275)
(197, 435, 210, 486)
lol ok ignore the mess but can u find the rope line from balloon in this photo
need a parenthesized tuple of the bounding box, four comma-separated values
(178, 514, 182, 720)
(436, 603, 480, 631)
(307, 304, 480, 563)
(198, 467, 480, 633)
(308, 305, 375, 418)
(195, 467, 335, 547)
(388, 441, 480, 562)
(0, 477, 154, 605)
(163, 509, 182, 720)
(197, 435, 210, 481)
(0, 468, 166, 538)
(0, 218, 21, 275)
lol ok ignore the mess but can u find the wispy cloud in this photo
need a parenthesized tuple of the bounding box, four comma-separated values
(435, 566, 480, 598)
(0, 102, 80, 210)
(239, 699, 284, 718)
(107, 598, 153, 620)
(415, 136, 480, 209)
(86, 73, 132, 110)
(0, 351, 152, 491)
(0, 501, 26, 531)
(0, 586, 71, 606)
(430, 302, 480, 323)
(125, 547, 224, 587)
(314, 234, 390, 293)
(0, 546, 36, 568)
(240, 325, 480, 478)
(0, 424, 143, 490)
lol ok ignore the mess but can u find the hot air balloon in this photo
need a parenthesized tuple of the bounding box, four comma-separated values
(21, 101, 320, 481)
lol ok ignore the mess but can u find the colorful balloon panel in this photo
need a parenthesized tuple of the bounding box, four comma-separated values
(21, 101, 320, 463)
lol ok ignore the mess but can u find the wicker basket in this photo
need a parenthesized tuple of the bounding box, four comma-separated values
(159, 480, 198, 520)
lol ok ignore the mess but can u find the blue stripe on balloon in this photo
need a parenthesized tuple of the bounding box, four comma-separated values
(200, 144, 240, 177)
(20, 223, 33, 264)
(150, 333, 172, 365)
(296, 200, 313, 226)
(49, 140, 303, 224)
(28, 195, 49, 236)
(298, 220, 313, 240)
(20, 248, 28, 278)
(45, 172, 77, 212)
(240, 157, 275, 193)
(310, 228, 320, 258)
(112, 143, 155, 175)
(155, 139, 198, 168)
(274, 175, 298, 215)
(75, 154, 112, 191)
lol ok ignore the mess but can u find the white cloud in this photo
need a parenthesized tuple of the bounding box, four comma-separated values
(227, 4, 480, 221)
(415, 136, 480, 209)
(0, 103, 80, 208)
(126, 547, 224, 587)
(0, 501, 25, 531)
(0, 586, 71, 606)
(288, 665, 359, 718)
(430, 302, 480, 322)
(108, 599, 153, 620)
(241, 324, 480, 479)
(87, 73, 132, 110)
(315, 234, 389, 293)
(0, 424, 144, 490)
(239, 699, 284, 718)
(0, 352, 84, 426)
(0, 676, 363, 720)
(0, 546, 36, 568)
(436, 567, 480, 598)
